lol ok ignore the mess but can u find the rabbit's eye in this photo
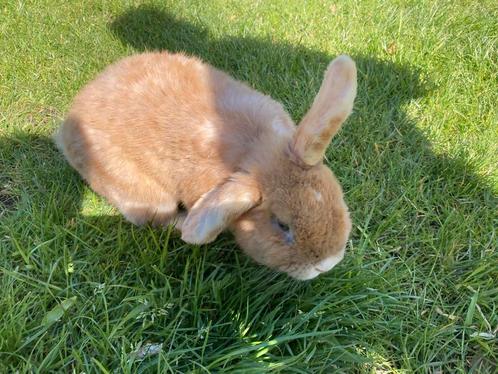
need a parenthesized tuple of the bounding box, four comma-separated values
(271, 215, 294, 244)
(271, 215, 289, 232)
(276, 220, 290, 232)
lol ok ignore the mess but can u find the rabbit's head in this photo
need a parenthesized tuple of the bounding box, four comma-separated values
(181, 56, 356, 279)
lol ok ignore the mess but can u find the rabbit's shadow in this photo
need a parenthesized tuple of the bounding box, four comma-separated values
(107, 5, 495, 246)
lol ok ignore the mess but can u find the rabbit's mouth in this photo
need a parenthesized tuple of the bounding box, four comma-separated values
(288, 250, 345, 280)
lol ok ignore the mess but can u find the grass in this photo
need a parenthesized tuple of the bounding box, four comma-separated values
(0, 0, 497, 372)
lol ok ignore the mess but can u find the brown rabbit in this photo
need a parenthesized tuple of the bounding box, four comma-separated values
(55, 51, 356, 280)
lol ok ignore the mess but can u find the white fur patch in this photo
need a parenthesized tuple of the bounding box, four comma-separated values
(291, 248, 345, 280)
(202, 119, 217, 140)
(313, 189, 323, 202)
(315, 251, 345, 273)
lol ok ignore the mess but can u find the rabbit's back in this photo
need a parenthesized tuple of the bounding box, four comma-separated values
(56, 52, 292, 215)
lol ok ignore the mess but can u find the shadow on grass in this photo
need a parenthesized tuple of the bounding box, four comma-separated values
(1, 4, 496, 372)
(110, 4, 495, 263)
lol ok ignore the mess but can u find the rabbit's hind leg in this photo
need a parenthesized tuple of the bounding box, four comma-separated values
(116, 194, 181, 229)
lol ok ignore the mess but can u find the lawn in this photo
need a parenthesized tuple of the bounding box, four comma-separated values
(0, 0, 497, 372)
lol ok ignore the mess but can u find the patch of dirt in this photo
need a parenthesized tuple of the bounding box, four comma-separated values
(0, 179, 18, 215)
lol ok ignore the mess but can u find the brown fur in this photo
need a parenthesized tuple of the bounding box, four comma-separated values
(55, 51, 357, 280)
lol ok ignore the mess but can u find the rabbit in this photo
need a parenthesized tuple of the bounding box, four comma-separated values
(54, 51, 357, 280)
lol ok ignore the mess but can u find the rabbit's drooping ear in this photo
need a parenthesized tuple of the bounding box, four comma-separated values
(292, 55, 357, 166)
(181, 173, 261, 244)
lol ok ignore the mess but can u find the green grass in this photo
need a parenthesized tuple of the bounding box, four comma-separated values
(1, 0, 497, 372)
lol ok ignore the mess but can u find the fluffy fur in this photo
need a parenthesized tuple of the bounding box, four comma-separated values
(55, 52, 357, 280)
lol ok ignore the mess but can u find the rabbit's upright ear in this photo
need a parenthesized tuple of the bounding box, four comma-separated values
(292, 55, 357, 166)
(181, 173, 261, 244)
